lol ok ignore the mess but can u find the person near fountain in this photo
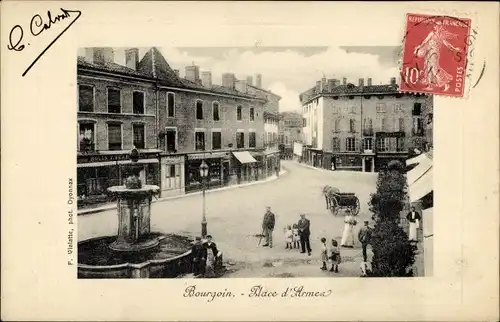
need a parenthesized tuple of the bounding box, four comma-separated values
(191, 237, 207, 277)
(262, 206, 275, 248)
(204, 235, 219, 278)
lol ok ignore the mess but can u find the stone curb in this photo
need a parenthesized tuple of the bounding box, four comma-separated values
(78, 168, 289, 216)
(295, 162, 376, 175)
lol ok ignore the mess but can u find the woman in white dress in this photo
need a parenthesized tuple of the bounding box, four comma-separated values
(341, 209, 357, 248)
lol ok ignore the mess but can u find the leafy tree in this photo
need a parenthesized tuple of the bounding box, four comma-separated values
(368, 160, 417, 277)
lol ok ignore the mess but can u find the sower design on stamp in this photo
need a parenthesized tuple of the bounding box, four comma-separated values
(400, 14, 471, 97)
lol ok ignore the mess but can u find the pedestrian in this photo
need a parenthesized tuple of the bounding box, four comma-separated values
(340, 209, 357, 248)
(275, 166, 279, 178)
(407, 206, 421, 242)
(298, 213, 312, 255)
(204, 235, 219, 278)
(358, 220, 372, 262)
(329, 239, 341, 273)
(191, 236, 207, 277)
(262, 206, 275, 248)
(292, 223, 300, 249)
(320, 237, 328, 270)
(284, 225, 293, 249)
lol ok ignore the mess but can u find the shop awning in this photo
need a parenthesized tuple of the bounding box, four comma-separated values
(232, 151, 257, 164)
(406, 156, 432, 185)
(77, 158, 158, 168)
(409, 167, 433, 203)
(406, 153, 428, 166)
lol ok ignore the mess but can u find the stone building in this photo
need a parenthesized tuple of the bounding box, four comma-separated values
(300, 77, 432, 172)
(279, 111, 304, 159)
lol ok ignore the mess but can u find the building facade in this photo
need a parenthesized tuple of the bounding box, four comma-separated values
(279, 111, 304, 159)
(77, 47, 268, 207)
(300, 77, 432, 172)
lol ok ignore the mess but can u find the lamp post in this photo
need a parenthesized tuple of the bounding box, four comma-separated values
(199, 159, 209, 238)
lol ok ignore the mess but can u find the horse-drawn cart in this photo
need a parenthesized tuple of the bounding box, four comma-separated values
(322, 186, 360, 216)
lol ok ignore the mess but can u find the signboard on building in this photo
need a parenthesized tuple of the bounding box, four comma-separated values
(293, 142, 303, 156)
(78, 152, 159, 164)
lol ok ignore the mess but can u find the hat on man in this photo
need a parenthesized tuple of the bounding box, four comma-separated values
(364, 220, 369, 224)
(195, 236, 202, 241)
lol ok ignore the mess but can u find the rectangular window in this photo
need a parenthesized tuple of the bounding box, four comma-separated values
(133, 91, 145, 114)
(397, 137, 405, 151)
(107, 88, 121, 113)
(107, 123, 122, 150)
(213, 102, 220, 121)
(169, 165, 176, 177)
(349, 119, 356, 133)
(195, 131, 205, 151)
(376, 103, 386, 113)
(363, 137, 373, 151)
(376, 137, 388, 152)
(332, 137, 340, 151)
(413, 117, 424, 135)
(250, 107, 255, 121)
(413, 103, 422, 116)
(167, 93, 175, 117)
(249, 132, 256, 147)
(196, 101, 204, 120)
(79, 85, 94, 112)
(346, 137, 357, 152)
(133, 124, 145, 149)
(399, 118, 405, 131)
(165, 129, 176, 152)
(236, 132, 244, 148)
(212, 131, 221, 150)
(380, 118, 387, 131)
(237, 105, 242, 121)
(79, 123, 95, 152)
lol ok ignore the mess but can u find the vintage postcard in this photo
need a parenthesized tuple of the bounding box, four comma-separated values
(1, 1, 499, 321)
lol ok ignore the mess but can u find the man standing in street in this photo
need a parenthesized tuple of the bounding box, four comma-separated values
(298, 213, 311, 256)
(358, 220, 372, 262)
(262, 206, 275, 248)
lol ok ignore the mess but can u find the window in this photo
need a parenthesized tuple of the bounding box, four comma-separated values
(380, 118, 387, 131)
(413, 103, 422, 116)
(169, 165, 176, 178)
(334, 118, 341, 132)
(213, 102, 220, 121)
(332, 137, 340, 151)
(107, 88, 121, 113)
(165, 128, 176, 152)
(250, 107, 255, 121)
(107, 123, 122, 150)
(346, 137, 357, 152)
(212, 131, 221, 150)
(363, 138, 373, 151)
(376, 138, 388, 152)
(133, 91, 145, 114)
(413, 117, 424, 135)
(79, 85, 94, 112)
(349, 105, 356, 113)
(165, 164, 179, 178)
(195, 131, 205, 151)
(167, 93, 175, 117)
(79, 123, 94, 152)
(397, 137, 405, 151)
(376, 103, 386, 113)
(237, 105, 242, 121)
(398, 118, 405, 131)
(133, 124, 145, 149)
(249, 132, 256, 147)
(349, 119, 356, 133)
(236, 132, 245, 148)
(196, 101, 204, 120)
(394, 103, 404, 113)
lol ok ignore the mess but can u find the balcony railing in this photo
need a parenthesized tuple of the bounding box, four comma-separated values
(79, 142, 95, 153)
(363, 128, 374, 136)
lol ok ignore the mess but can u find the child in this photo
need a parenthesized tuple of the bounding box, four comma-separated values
(292, 223, 300, 249)
(320, 237, 328, 270)
(329, 239, 341, 273)
(284, 225, 293, 249)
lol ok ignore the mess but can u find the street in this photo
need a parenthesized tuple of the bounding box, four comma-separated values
(78, 160, 382, 277)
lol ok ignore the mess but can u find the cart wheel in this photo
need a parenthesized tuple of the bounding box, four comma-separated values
(352, 197, 360, 215)
(330, 197, 339, 216)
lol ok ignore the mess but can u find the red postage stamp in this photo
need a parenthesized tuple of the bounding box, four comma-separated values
(400, 13, 472, 97)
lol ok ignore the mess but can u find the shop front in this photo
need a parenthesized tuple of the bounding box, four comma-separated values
(185, 152, 229, 193)
(77, 150, 161, 208)
(231, 151, 258, 184)
(159, 154, 185, 198)
(250, 152, 265, 181)
(331, 154, 362, 171)
(264, 152, 281, 177)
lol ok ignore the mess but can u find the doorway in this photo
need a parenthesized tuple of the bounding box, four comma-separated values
(364, 158, 373, 172)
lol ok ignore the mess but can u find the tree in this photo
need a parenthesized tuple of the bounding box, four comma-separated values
(368, 160, 417, 277)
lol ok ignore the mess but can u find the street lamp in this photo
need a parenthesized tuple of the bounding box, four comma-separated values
(199, 159, 209, 238)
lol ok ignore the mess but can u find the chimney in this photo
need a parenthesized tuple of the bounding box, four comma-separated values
(367, 78, 372, 86)
(185, 65, 200, 83)
(125, 48, 139, 70)
(342, 77, 347, 85)
(236, 80, 248, 93)
(201, 71, 212, 88)
(222, 73, 236, 89)
(327, 79, 336, 92)
(358, 78, 364, 87)
(246, 76, 253, 86)
(93, 47, 114, 64)
(315, 81, 321, 93)
(321, 77, 327, 92)
(173, 69, 180, 77)
(390, 77, 397, 85)
(256, 74, 262, 88)
(84, 48, 94, 64)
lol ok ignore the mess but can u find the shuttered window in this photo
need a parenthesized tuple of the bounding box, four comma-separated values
(107, 88, 121, 113)
(133, 124, 145, 149)
(108, 123, 122, 150)
(79, 85, 94, 112)
(133, 91, 145, 114)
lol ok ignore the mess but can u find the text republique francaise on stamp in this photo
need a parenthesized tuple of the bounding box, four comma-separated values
(400, 13, 473, 98)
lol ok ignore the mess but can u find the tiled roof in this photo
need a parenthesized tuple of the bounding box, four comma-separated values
(77, 56, 151, 79)
(138, 47, 186, 87)
(246, 83, 282, 100)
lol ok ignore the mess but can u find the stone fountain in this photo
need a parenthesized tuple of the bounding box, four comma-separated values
(78, 149, 194, 279)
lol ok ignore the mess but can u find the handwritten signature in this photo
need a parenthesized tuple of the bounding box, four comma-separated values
(7, 8, 82, 77)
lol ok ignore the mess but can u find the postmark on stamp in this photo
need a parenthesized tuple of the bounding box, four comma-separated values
(400, 13, 473, 98)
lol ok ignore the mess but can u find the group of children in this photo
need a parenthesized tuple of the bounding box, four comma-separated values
(284, 224, 300, 249)
(320, 238, 341, 273)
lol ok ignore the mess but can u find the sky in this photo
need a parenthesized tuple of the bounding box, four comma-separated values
(78, 46, 401, 113)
